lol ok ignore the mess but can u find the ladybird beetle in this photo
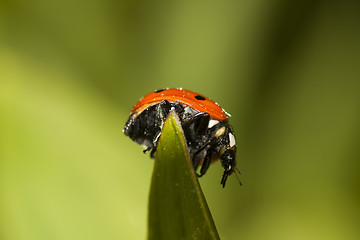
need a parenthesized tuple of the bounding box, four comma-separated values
(123, 88, 238, 187)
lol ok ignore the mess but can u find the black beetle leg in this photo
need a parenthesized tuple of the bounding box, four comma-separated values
(155, 100, 172, 126)
(147, 100, 172, 158)
(154, 100, 172, 146)
(143, 146, 152, 154)
(150, 146, 157, 158)
(198, 149, 212, 177)
(182, 112, 210, 150)
(192, 152, 203, 171)
(194, 138, 213, 156)
(182, 112, 210, 137)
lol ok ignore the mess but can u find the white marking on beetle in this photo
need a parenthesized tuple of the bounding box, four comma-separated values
(214, 126, 226, 138)
(229, 132, 236, 147)
(184, 106, 197, 115)
(208, 119, 219, 128)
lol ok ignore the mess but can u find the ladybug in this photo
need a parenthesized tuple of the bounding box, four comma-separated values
(123, 88, 238, 187)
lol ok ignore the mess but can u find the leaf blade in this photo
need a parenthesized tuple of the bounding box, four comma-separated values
(148, 109, 220, 240)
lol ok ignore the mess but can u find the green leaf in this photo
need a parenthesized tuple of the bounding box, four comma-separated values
(148, 109, 220, 240)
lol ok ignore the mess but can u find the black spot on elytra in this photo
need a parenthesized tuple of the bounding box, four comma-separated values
(195, 95, 206, 100)
(155, 89, 165, 93)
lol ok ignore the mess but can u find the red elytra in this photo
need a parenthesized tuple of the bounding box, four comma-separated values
(131, 88, 227, 121)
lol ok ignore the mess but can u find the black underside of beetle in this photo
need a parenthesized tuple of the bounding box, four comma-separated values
(124, 100, 236, 187)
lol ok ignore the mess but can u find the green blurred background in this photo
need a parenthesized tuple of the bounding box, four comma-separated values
(1, 1, 359, 239)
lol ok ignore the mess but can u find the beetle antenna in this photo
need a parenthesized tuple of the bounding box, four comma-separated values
(234, 167, 242, 186)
